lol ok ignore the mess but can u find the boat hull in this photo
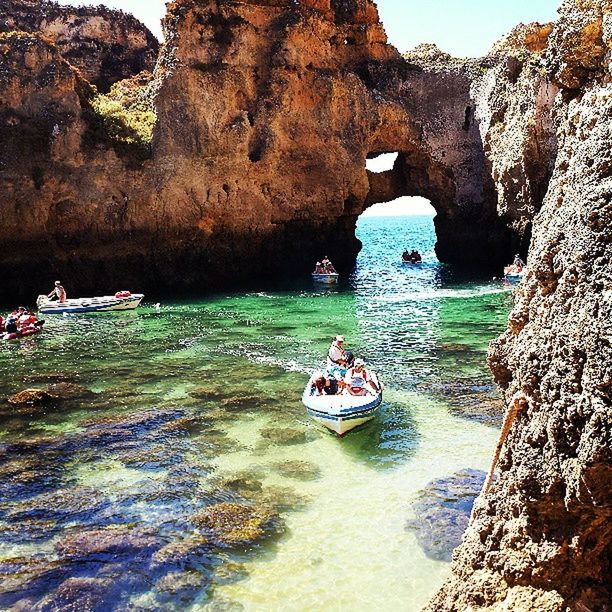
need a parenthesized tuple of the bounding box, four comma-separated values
(302, 372, 382, 436)
(312, 273, 339, 285)
(504, 267, 524, 282)
(37, 294, 144, 314)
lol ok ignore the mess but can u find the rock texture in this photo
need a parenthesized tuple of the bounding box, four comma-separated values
(0, 0, 565, 299)
(429, 1, 612, 610)
(0, 0, 159, 91)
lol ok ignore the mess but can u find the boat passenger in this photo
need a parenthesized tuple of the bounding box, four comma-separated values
(344, 376, 370, 397)
(5, 312, 19, 334)
(322, 257, 336, 274)
(327, 335, 346, 368)
(314, 262, 325, 274)
(344, 358, 380, 394)
(313, 374, 339, 396)
(513, 254, 525, 269)
(48, 281, 67, 303)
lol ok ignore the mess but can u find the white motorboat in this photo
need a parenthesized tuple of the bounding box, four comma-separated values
(302, 371, 382, 436)
(504, 266, 524, 282)
(312, 273, 339, 285)
(37, 292, 144, 314)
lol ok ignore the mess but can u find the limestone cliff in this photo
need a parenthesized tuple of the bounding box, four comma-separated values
(429, 1, 612, 610)
(0, 0, 557, 298)
(0, 0, 159, 91)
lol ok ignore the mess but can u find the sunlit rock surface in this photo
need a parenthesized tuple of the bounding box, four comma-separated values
(429, 1, 612, 609)
(0, 0, 159, 91)
(0, 0, 564, 298)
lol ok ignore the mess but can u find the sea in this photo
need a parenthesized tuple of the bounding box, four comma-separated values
(0, 215, 513, 611)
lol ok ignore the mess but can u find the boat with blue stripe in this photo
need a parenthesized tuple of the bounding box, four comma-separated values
(36, 292, 144, 314)
(302, 371, 382, 436)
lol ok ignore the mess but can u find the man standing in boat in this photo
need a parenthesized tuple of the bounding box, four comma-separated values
(327, 335, 347, 370)
(48, 280, 67, 303)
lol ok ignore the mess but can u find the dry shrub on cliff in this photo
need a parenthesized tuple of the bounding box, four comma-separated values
(87, 72, 156, 157)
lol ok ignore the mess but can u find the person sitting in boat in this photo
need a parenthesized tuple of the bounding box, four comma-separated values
(344, 358, 380, 394)
(513, 254, 525, 270)
(19, 310, 41, 331)
(4, 311, 19, 334)
(314, 262, 325, 274)
(313, 373, 339, 396)
(413, 250, 422, 263)
(322, 257, 336, 274)
(402, 250, 410, 262)
(344, 376, 371, 397)
(48, 281, 67, 303)
(327, 334, 348, 379)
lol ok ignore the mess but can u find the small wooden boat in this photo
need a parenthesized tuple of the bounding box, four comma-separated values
(312, 272, 339, 285)
(504, 266, 524, 282)
(36, 292, 144, 314)
(302, 371, 382, 436)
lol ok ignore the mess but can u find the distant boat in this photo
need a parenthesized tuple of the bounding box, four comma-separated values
(402, 252, 422, 264)
(503, 266, 524, 282)
(302, 371, 382, 436)
(37, 292, 144, 314)
(312, 272, 339, 285)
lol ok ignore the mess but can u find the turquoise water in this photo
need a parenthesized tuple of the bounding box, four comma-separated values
(0, 215, 511, 610)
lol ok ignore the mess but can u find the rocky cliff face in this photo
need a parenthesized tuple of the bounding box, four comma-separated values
(429, 2, 612, 610)
(0, 0, 558, 298)
(0, 0, 590, 298)
(0, 0, 159, 91)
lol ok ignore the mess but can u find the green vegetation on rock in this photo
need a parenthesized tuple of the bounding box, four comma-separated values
(87, 71, 156, 157)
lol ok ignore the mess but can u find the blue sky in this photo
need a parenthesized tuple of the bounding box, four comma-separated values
(59, 0, 560, 57)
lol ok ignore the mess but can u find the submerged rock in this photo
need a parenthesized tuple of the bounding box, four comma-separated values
(406, 469, 486, 562)
(192, 503, 283, 548)
(46, 382, 95, 400)
(416, 379, 504, 425)
(7, 389, 52, 406)
(260, 427, 309, 446)
(55, 526, 160, 560)
(154, 569, 207, 601)
(151, 536, 211, 568)
(273, 460, 322, 481)
(6, 487, 110, 523)
(37, 576, 119, 612)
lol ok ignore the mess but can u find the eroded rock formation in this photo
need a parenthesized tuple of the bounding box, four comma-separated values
(0, 0, 159, 92)
(429, 1, 612, 609)
(0, 0, 564, 298)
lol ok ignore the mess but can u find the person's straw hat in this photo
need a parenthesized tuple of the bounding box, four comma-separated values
(336, 335, 345, 342)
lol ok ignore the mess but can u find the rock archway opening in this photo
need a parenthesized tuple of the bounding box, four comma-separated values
(357, 196, 438, 266)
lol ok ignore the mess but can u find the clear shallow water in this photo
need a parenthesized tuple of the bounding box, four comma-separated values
(0, 216, 512, 611)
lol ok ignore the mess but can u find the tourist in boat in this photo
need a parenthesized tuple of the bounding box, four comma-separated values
(344, 376, 370, 397)
(322, 256, 336, 274)
(327, 335, 346, 368)
(48, 281, 67, 303)
(402, 249, 410, 261)
(344, 358, 380, 394)
(314, 261, 325, 274)
(513, 254, 525, 270)
(4, 311, 19, 334)
(313, 373, 339, 396)
(327, 335, 350, 382)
